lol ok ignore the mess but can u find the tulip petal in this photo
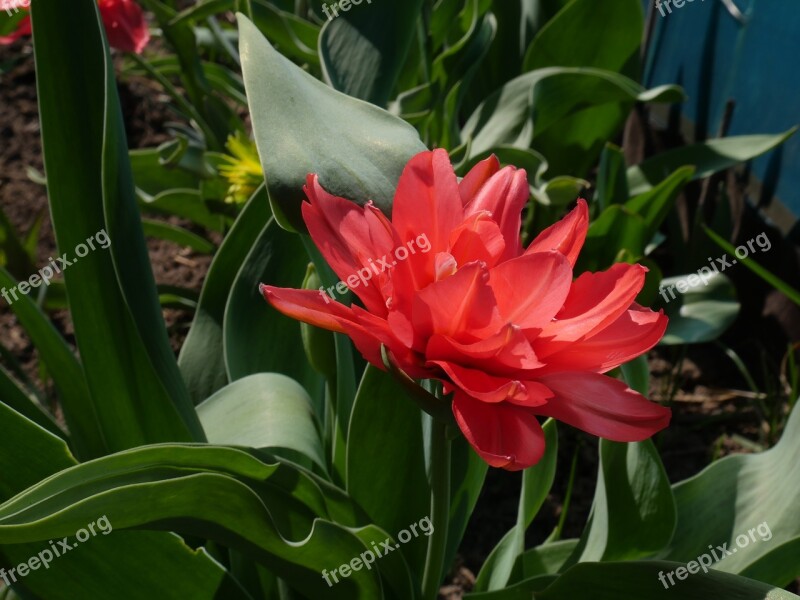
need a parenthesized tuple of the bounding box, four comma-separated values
(302, 175, 398, 315)
(525, 199, 588, 266)
(391, 149, 463, 269)
(465, 166, 529, 259)
(538, 262, 647, 345)
(448, 211, 506, 268)
(452, 392, 547, 470)
(412, 261, 500, 341)
(489, 250, 572, 331)
(537, 305, 668, 374)
(261, 285, 389, 367)
(98, 0, 150, 54)
(433, 361, 551, 406)
(459, 155, 500, 206)
(427, 325, 542, 373)
(535, 372, 671, 441)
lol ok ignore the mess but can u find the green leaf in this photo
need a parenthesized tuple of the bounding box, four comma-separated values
(0, 402, 249, 600)
(474, 420, 559, 592)
(0, 267, 98, 457)
(346, 365, 431, 581)
(523, 0, 643, 77)
(32, 0, 204, 449)
(318, 0, 423, 106)
(512, 539, 579, 581)
(564, 438, 675, 565)
(625, 166, 694, 243)
(223, 218, 323, 400)
(0, 363, 64, 440)
(660, 403, 800, 587)
(627, 128, 798, 195)
(141, 218, 215, 253)
(462, 67, 683, 163)
(703, 225, 800, 306)
(239, 14, 426, 231)
(0, 445, 387, 599)
(251, 1, 320, 66)
(179, 185, 270, 403)
(659, 272, 740, 345)
(577, 205, 648, 272)
(466, 560, 800, 599)
(197, 373, 325, 469)
(594, 143, 629, 209)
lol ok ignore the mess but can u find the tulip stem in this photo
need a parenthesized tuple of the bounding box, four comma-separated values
(421, 416, 451, 600)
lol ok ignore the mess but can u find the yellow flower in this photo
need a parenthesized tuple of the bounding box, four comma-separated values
(218, 132, 263, 204)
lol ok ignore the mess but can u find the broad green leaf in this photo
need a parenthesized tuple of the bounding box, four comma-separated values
(0, 445, 387, 599)
(564, 438, 675, 565)
(0, 402, 249, 600)
(523, 0, 643, 78)
(318, 0, 422, 106)
(223, 218, 323, 400)
(462, 67, 683, 161)
(625, 166, 694, 243)
(251, 0, 320, 66)
(346, 365, 431, 582)
(32, 0, 204, 450)
(239, 14, 426, 231)
(659, 272, 740, 345)
(445, 434, 488, 582)
(179, 185, 270, 403)
(511, 539, 579, 581)
(577, 205, 648, 272)
(0, 267, 98, 457)
(197, 373, 325, 469)
(626, 129, 797, 195)
(474, 420, 559, 592)
(0, 401, 76, 500)
(0, 364, 63, 440)
(466, 560, 800, 599)
(660, 403, 800, 587)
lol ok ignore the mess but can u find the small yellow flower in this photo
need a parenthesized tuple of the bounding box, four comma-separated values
(219, 132, 264, 204)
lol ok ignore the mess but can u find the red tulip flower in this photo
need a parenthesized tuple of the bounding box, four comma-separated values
(0, 0, 149, 54)
(262, 149, 670, 470)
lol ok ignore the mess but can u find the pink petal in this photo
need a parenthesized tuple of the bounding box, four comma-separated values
(489, 251, 572, 331)
(464, 166, 529, 260)
(452, 392, 547, 470)
(535, 372, 671, 441)
(459, 155, 500, 206)
(448, 211, 506, 268)
(537, 305, 668, 374)
(433, 361, 551, 406)
(302, 175, 398, 315)
(426, 324, 542, 374)
(538, 262, 647, 345)
(525, 199, 589, 267)
(261, 285, 388, 367)
(411, 261, 500, 341)
(98, 0, 150, 54)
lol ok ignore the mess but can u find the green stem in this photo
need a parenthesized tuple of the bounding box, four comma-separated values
(421, 417, 451, 600)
